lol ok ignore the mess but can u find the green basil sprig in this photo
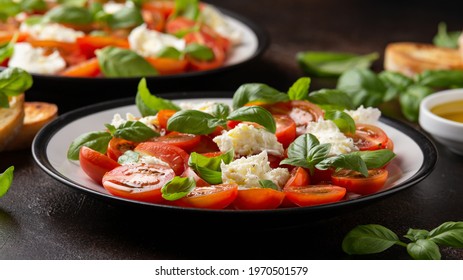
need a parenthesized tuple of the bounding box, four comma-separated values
(44, 5, 93, 25)
(188, 149, 234, 184)
(161, 176, 196, 201)
(288, 77, 311, 101)
(135, 78, 180, 117)
(232, 83, 289, 110)
(343, 221, 463, 260)
(297, 51, 379, 78)
(0, 166, 14, 198)
(0, 68, 33, 108)
(227, 106, 276, 133)
(433, 22, 461, 49)
(324, 110, 356, 134)
(106, 121, 159, 141)
(96, 47, 158, 78)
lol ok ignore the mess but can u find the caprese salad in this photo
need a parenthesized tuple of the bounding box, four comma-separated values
(67, 77, 396, 210)
(0, 0, 240, 77)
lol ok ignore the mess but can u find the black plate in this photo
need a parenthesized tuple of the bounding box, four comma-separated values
(32, 92, 437, 229)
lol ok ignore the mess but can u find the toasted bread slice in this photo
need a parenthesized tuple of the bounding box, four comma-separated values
(0, 94, 25, 152)
(384, 42, 463, 77)
(5, 101, 58, 151)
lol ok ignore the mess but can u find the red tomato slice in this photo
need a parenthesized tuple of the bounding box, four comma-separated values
(283, 185, 346, 207)
(141, 9, 166, 32)
(142, 1, 175, 19)
(152, 131, 201, 152)
(165, 16, 196, 35)
(102, 163, 175, 203)
(283, 167, 310, 189)
(331, 169, 388, 195)
(233, 188, 285, 210)
(386, 137, 394, 151)
(349, 123, 389, 151)
(27, 38, 77, 52)
(79, 146, 120, 184)
(176, 184, 238, 209)
(311, 168, 334, 184)
(76, 36, 129, 59)
(134, 142, 189, 175)
(60, 57, 100, 77)
(188, 135, 220, 154)
(157, 109, 177, 129)
(274, 114, 296, 148)
(106, 137, 138, 162)
(145, 57, 188, 75)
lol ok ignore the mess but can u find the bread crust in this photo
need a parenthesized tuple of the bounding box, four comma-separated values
(0, 94, 25, 152)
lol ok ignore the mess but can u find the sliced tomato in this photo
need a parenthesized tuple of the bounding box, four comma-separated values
(76, 35, 129, 59)
(349, 123, 389, 151)
(176, 184, 238, 209)
(102, 163, 175, 204)
(188, 135, 220, 154)
(152, 131, 201, 152)
(233, 188, 285, 210)
(141, 9, 166, 32)
(165, 16, 196, 35)
(284, 167, 310, 189)
(27, 38, 77, 52)
(134, 142, 189, 175)
(142, 1, 175, 19)
(106, 137, 138, 162)
(311, 168, 334, 184)
(79, 146, 120, 184)
(283, 185, 346, 207)
(386, 137, 394, 151)
(0, 32, 28, 44)
(145, 57, 188, 75)
(274, 114, 296, 148)
(157, 109, 177, 129)
(60, 57, 100, 77)
(185, 25, 231, 53)
(331, 169, 388, 195)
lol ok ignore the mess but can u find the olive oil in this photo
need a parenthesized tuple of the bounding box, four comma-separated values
(431, 100, 463, 123)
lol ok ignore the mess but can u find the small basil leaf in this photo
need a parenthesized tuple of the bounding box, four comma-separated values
(324, 110, 356, 134)
(189, 150, 233, 172)
(0, 93, 8, 108)
(167, 110, 220, 135)
(416, 70, 463, 88)
(307, 143, 331, 167)
(117, 150, 140, 165)
(317, 153, 368, 177)
(96, 47, 158, 78)
(399, 84, 433, 122)
(227, 106, 276, 133)
(112, 121, 159, 142)
(172, 0, 200, 21)
(232, 83, 289, 109)
(378, 71, 413, 101)
(194, 165, 222, 184)
(404, 229, 430, 242)
(135, 78, 180, 117)
(307, 89, 354, 110)
(105, 123, 116, 135)
(44, 5, 93, 25)
(58, 0, 86, 7)
(286, 134, 320, 160)
(288, 77, 310, 100)
(210, 103, 230, 119)
(407, 239, 441, 260)
(297, 51, 378, 78)
(20, 0, 46, 12)
(67, 131, 112, 160)
(0, 33, 17, 65)
(157, 46, 182, 59)
(0, 0, 21, 19)
(184, 43, 214, 61)
(258, 180, 279, 190)
(357, 149, 396, 169)
(428, 221, 463, 248)
(107, 5, 143, 29)
(433, 22, 461, 49)
(279, 158, 311, 169)
(337, 69, 387, 108)
(342, 224, 400, 255)
(0, 67, 33, 97)
(0, 166, 14, 198)
(161, 176, 196, 201)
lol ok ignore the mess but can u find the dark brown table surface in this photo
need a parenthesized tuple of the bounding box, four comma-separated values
(1, 0, 463, 260)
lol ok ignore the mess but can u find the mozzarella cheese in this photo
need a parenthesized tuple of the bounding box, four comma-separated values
(20, 22, 84, 43)
(137, 155, 170, 167)
(103, 1, 132, 14)
(221, 151, 290, 189)
(8, 42, 66, 74)
(178, 101, 228, 115)
(213, 123, 284, 156)
(111, 113, 158, 130)
(200, 4, 242, 45)
(305, 119, 357, 156)
(128, 24, 186, 57)
(344, 105, 381, 124)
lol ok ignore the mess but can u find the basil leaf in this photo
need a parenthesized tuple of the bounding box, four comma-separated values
(288, 77, 310, 100)
(378, 71, 414, 101)
(324, 110, 356, 134)
(135, 78, 180, 117)
(399, 84, 433, 122)
(0, 166, 14, 198)
(57, 0, 86, 6)
(416, 70, 463, 88)
(0, 93, 8, 108)
(337, 69, 387, 108)
(317, 153, 368, 177)
(0, 0, 21, 19)
(279, 158, 311, 169)
(111, 121, 159, 142)
(342, 224, 400, 255)
(433, 22, 461, 49)
(210, 103, 230, 119)
(297, 51, 378, 78)
(356, 149, 395, 169)
(307, 89, 354, 110)
(281, 134, 330, 173)
(286, 133, 319, 159)
(67, 131, 112, 160)
(0, 67, 33, 97)
(44, 5, 93, 25)
(404, 229, 430, 242)
(167, 110, 223, 135)
(184, 43, 214, 61)
(173, 0, 200, 21)
(0, 33, 17, 65)
(117, 150, 140, 165)
(259, 180, 279, 190)
(407, 239, 441, 260)
(23, 15, 44, 25)
(227, 106, 276, 133)
(20, 0, 46, 12)
(157, 46, 183, 59)
(428, 221, 463, 248)
(232, 83, 289, 109)
(96, 47, 158, 77)
(189, 149, 233, 184)
(107, 6, 143, 29)
(161, 176, 196, 201)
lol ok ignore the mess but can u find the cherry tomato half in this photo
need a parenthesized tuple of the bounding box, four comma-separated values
(102, 163, 175, 203)
(233, 188, 285, 210)
(176, 184, 238, 209)
(157, 109, 177, 129)
(331, 169, 388, 195)
(283, 185, 346, 207)
(274, 114, 297, 148)
(134, 142, 189, 175)
(349, 123, 389, 151)
(79, 146, 120, 184)
(106, 137, 138, 162)
(283, 167, 310, 189)
(152, 131, 201, 152)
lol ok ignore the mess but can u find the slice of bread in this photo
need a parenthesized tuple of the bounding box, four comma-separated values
(4, 101, 58, 151)
(384, 42, 463, 77)
(0, 94, 25, 152)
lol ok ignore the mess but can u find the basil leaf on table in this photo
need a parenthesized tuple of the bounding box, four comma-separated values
(324, 110, 356, 134)
(342, 224, 400, 255)
(288, 77, 311, 100)
(416, 70, 463, 88)
(184, 43, 214, 61)
(167, 110, 224, 135)
(96, 47, 158, 77)
(404, 229, 430, 242)
(297, 51, 379, 77)
(433, 22, 461, 49)
(107, 5, 143, 29)
(378, 71, 414, 101)
(44, 5, 93, 25)
(135, 78, 180, 117)
(428, 221, 463, 248)
(227, 106, 276, 133)
(161, 176, 196, 201)
(399, 84, 433, 122)
(67, 131, 112, 160)
(0, 166, 14, 198)
(407, 239, 441, 260)
(307, 89, 354, 110)
(232, 83, 289, 109)
(109, 121, 159, 142)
